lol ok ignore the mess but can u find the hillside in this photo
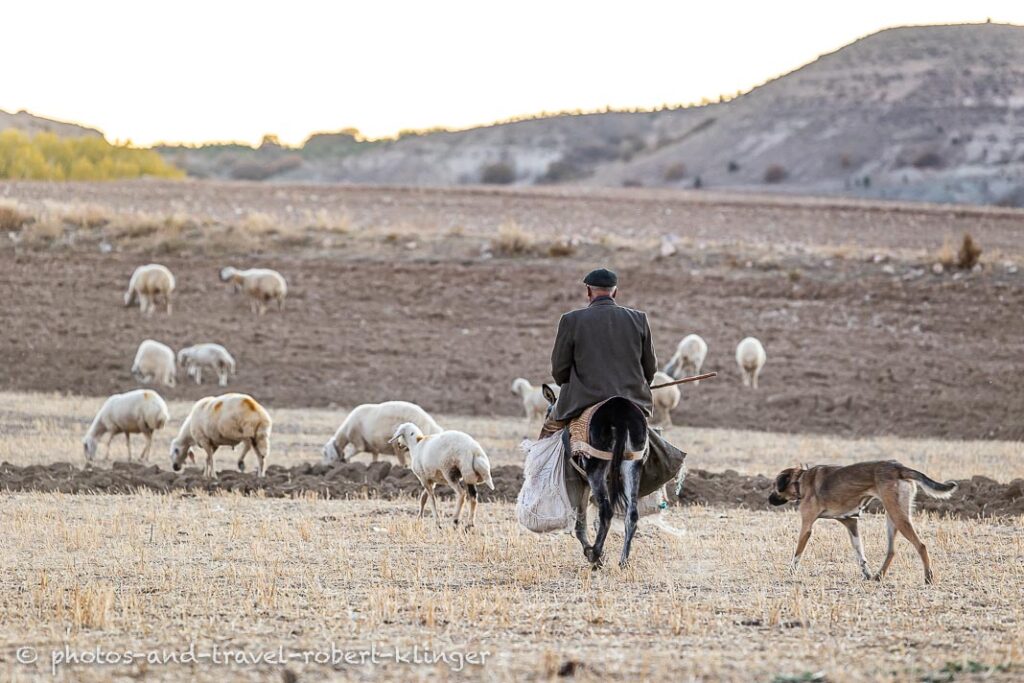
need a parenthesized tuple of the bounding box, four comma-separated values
(0, 109, 102, 138)
(165, 22, 1020, 207)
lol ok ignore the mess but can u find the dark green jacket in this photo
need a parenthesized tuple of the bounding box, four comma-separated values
(550, 296, 658, 421)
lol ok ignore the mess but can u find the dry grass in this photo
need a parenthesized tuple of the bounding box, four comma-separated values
(1, 392, 1021, 483)
(0, 201, 32, 232)
(0, 392, 1022, 679)
(0, 495, 1019, 681)
(490, 220, 537, 257)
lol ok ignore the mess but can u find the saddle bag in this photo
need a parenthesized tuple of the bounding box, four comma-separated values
(515, 432, 575, 533)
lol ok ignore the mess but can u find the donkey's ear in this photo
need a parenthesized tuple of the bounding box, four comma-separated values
(541, 384, 557, 405)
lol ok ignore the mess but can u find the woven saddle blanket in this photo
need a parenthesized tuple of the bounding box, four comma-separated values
(567, 397, 648, 461)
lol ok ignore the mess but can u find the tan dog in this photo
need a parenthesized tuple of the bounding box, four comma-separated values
(769, 460, 957, 584)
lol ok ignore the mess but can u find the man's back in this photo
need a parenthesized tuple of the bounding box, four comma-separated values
(550, 296, 657, 421)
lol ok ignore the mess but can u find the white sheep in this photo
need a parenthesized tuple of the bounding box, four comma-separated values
(124, 264, 175, 316)
(82, 389, 170, 463)
(511, 378, 559, 422)
(169, 393, 272, 478)
(219, 266, 287, 315)
(389, 422, 495, 528)
(132, 339, 177, 387)
(322, 401, 443, 466)
(650, 371, 681, 427)
(736, 337, 767, 389)
(663, 334, 708, 382)
(177, 343, 236, 386)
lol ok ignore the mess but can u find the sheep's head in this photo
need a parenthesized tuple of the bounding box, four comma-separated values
(82, 437, 98, 463)
(176, 349, 191, 368)
(219, 266, 235, 282)
(170, 441, 196, 472)
(322, 439, 342, 466)
(388, 422, 421, 452)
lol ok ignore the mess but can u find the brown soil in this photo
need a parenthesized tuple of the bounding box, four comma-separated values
(2, 246, 1022, 440)
(2, 461, 1020, 520)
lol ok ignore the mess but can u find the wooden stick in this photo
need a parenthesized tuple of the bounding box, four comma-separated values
(650, 371, 717, 389)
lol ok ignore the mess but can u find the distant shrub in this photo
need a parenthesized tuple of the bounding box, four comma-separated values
(622, 178, 643, 188)
(230, 155, 303, 181)
(727, 161, 739, 173)
(539, 160, 584, 184)
(490, 220, 535, 256)
(0, 130, 183, 181)
(912, 151, 944, 169)
(763, 164, 788, 183)
(693, 175, 703, 189)
(957, 233, 982, 270)
(546, 239, 576, 258)
(480, 162, 516, 185)
(0, 202, 31, 231)
(663, 162, 687, 182)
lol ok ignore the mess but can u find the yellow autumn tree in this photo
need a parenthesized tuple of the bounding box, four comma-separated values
(0, 130, 183, 180)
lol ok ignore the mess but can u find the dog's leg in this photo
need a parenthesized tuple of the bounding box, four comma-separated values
(890, 484, 933, 584)
(874, 514, 898, 581)
(790, 513, 815, 573)
(838, 518, 870, 579)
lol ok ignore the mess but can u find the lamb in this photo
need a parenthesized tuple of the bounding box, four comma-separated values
(219, 266, 287, 315)
(124, 264, 175, 315)
(650, 371, 681, 427)
(169, 393, 272, 478)
(82, 389, 169, 463)
(511, 378, 559, 422)
(322, 401, 443, 467)
(736, 337, 767, 389)
(177, 343, 236, 386)
(131, 339, 177, 387)
(389, 422, 494, 528)
(663, 334, 708, 382)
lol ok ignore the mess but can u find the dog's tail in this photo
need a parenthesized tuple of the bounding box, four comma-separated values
(901, 467, 958, 499)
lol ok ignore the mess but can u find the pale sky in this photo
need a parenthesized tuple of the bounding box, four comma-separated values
(5, 1, 1024, 146)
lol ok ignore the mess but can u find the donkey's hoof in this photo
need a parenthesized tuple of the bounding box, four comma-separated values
(618, 558, 630, 570)
(583, 546, 602, 567)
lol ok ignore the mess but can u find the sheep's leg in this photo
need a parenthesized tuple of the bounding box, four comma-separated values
(218, 366, 228, 387)
(104, 433, 115, 461)
(141, 432, 153, 462)
(427, 483, 442, 527)
(194, 366, 203, 385)
(371, 452, 379, 463)
(250, 298, 259, 315)
(124, 433, 132, 462)
(236, 441, 251, 472)
(466, 484, 479, 529)
(418, 489, 430, 517)
(202, 445, 218, 479)
(752, 367, 761, 390)
(166, 292, 173, 315)
(277, 295, 284, 311)
(252, 440, 267, 478)
(445, 474, 467, 527)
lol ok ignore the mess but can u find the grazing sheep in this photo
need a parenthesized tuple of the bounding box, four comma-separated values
(322, 401, 442, 466)
(219, 266, 287, 315)
(650, 371, 681, 427)
(390, 422, 494, 528)
(132, 339, 177, 388)
(124, 264, 175, 315)
(736, 337, 767, 389)
(511, 378, 559, 422)
(177, 343, 236, 386)
(169, 393, 272, 478)
(663, 334, 708, 382)
(82, 389, 169, 463)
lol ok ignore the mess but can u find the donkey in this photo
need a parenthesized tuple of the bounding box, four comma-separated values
(541, 385, 648, 569)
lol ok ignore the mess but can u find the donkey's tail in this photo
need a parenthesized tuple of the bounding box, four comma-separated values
(608, 424, 627, 511)
(900, 466, 958, 499)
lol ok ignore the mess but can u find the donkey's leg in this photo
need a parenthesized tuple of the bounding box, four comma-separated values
(586, 461, 613, 568)
(619, 460, 643, 568)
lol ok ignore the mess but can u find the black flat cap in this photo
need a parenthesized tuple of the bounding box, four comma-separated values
(583, 268, 618, 288)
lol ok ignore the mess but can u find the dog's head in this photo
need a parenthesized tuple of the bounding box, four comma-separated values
(769, 466, 804, 506)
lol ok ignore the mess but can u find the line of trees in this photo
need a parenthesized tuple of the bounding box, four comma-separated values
(0, 130, 183, 180)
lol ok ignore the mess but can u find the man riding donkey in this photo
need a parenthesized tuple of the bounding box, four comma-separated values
(519, 267, 688, 569)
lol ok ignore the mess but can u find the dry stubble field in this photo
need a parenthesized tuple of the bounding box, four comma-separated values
(1, 181, 1023, 680)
